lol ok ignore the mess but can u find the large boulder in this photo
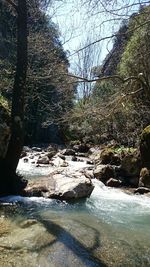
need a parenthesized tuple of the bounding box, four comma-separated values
(51, 174, 94, 199)
(94, 164, 114, 184)
(140, 125, 150, 168)
(24, 174, 94, 200)
(99, 148, 121, 165)
(121, 152, 141, 177)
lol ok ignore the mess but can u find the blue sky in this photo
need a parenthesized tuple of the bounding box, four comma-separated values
(49, 0, 148, 70)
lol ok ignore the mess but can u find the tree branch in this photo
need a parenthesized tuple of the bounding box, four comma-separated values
(70, 19, 150, 56)
(3, 0, 17, 11)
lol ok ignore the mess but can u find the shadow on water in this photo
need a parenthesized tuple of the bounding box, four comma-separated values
(0, 202, 107, 267)
(37, 214, 107, 267)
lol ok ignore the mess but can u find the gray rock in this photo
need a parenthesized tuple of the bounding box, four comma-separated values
(106, 178, 122, 187)
(32, 147, 42, 152)
(25, 174, 94, 200)
(121, 153, 141, 177)
(94, 164, 114, 183)
(72, 155, 78, 161)
(58, 154, 66, 160)
(51, 175, 94, 199)
(37, 156, 49, 164)
(23, 157, 29, 163)
(62, 149, 76, 156)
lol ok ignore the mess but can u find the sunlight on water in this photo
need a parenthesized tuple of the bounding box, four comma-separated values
(1, 169, 150, 266)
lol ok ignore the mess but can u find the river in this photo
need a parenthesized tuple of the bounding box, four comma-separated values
(0, 156, 150, 267)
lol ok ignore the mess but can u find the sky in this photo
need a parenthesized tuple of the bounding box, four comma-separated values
(48, 0, 149, 71)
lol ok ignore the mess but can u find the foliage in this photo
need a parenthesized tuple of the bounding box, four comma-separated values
(67, 5, 150, 145)
(0, 1, 75, 144)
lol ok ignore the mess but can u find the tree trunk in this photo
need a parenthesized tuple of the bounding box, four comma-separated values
(5, 0, 28, 171)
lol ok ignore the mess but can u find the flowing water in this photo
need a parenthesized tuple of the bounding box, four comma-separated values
(0, 158, 150, 267)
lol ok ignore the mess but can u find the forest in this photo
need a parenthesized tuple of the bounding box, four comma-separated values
(0, 1, 150, 267)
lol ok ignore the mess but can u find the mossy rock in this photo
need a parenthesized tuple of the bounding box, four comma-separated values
(121, 152, 141, 177)
(140, 125, 150, 168)
(139, 167, 150, 188)
(100, 148, 121, 165)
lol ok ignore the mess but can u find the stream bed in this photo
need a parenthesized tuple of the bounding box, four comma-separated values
(0, 156, 150, 267)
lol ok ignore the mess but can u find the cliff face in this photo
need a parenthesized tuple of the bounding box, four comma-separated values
(0, 99, 10, 159)
(100, 23, 129, 77)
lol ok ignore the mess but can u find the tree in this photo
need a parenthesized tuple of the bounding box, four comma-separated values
(4, 0, 27, 172)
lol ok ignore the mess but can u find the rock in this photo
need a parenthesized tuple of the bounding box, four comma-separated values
(37, 156, 49, 164)
(53, 157, 66, 167)
(121, 152, 141, 177)
(51, 175, 94, 199)
(77, 153, 87, 157)
(106, 178, 122, 187)
(58, 154, 66, 160)
(100, 148, 121, 165)
(29, 155, 34, 159)
(62, 149, 76, 156)
(46, 151, 56, 159)
(73, 143, 90, 153)
(24, 174, 94, 200)
(128, 176, 139, 187)
(23, 146, 32, 152)
(20, 219, 37, 228)
(134, 187, 150, 194)
(60, 161, 68, 167)
(23, 157, 29, 163)
(20, 151, 27, 158)
(94, 164, 114, 183)
(140, 125, 150, 168)
(32, 147, 42, 152)
(86, 160, 93, 165)
(77, 158, 84, 162)
(71, 155, 78, 161)
(139, 167, 150, 188)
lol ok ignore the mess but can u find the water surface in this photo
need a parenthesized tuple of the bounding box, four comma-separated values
(0, 159, 150, 267)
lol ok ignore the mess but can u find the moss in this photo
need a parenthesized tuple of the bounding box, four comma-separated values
(0, 95, 10, 112)
(0, 95, 10, 124)
(140, 125, 150, 168)
(141, 125, 150, 141)
(100, 148, 121, 165)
